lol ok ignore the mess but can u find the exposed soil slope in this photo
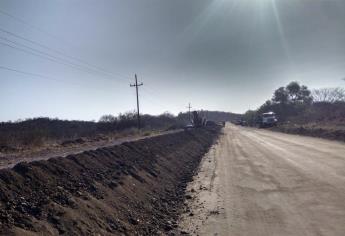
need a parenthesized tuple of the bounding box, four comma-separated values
(0, 127, 220, 235)
(271, 124, 345, 142)
(0, 130, 182, 170)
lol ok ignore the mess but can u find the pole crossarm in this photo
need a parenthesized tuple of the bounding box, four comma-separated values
(130, 74, 143, 130)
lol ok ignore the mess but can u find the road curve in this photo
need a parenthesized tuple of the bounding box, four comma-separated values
(180, 123, 345, 236)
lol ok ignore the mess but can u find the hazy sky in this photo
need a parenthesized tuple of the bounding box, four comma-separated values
(1, 0, 345, 121)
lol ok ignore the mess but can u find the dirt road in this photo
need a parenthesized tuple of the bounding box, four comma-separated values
(179, 124, 345, 236)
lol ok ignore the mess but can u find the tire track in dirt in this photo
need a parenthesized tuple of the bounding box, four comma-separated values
(179, 123, 345, 236)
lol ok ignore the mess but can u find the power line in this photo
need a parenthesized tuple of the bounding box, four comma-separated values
(0, 27, 131, 81)
(0, 40, 98, 77)
(0, 36, 117, 79)
(0, 10, 132, 80)
(141, 82, 182, 112)
(0, 36, 178, 112)
(0, 13, 183, 114)
(0, 32, 128, 82)
(0, 9, 65, 44)
(0, 65, 121, 93)
(0, 38, 127, 84)
(0, 65, 71, 84)
(140, 89, 170, 111)
(0, 65, 103, 90)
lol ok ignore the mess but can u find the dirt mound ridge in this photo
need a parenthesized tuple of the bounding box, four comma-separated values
(0, 127, 220, 235)
(272, 125, 345, 142)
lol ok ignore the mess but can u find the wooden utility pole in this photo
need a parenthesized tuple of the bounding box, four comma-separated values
(130, 74, 143, 130)
(187, 103, 192, 123)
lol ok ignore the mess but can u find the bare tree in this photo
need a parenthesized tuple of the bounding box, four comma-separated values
(312, 87, 345, 103)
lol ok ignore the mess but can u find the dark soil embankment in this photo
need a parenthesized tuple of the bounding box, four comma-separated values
(0, 127, 220, 235)
(271, 124, 345, 142)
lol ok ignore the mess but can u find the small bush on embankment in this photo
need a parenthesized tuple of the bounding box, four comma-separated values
(0, 127, 220, 235)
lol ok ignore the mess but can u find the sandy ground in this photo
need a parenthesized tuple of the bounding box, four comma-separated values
(179, 123, 345, 236)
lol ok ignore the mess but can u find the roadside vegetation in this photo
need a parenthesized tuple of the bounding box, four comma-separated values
(0, 111, 237, 152)
(0, 112, 178, 152)
(242, 81, 345, 141)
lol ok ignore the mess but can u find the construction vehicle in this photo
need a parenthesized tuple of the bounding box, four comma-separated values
(183, 111, 203, 130)
(192, 111, 203, 128)
(258, 112, 278, 128)
(184, 111, 221, 130)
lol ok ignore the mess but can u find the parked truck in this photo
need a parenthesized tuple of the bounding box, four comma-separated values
(258, 112, 278, 128)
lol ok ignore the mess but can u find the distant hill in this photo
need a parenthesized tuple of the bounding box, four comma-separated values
(177, 110, 241, 123)
(199, 110, 242, 122)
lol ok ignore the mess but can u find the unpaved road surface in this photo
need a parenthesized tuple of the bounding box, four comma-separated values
(180, 124, 345, 236)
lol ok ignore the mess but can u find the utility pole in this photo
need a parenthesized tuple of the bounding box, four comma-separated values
(130, 74, 143, 130)
(187, 103, 192, 123)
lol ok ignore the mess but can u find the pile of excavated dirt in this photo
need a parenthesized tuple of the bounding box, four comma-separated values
(0, 127, 220, 235)
(60, 138, 86, 147)
(271, 124, 345, 142)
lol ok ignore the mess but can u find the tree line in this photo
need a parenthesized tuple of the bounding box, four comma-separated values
(0, 110, 238, 149)
(243, 81, 345, 126)
(0, 112, 181, 148)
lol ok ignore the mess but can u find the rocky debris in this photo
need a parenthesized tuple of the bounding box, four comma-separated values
(209, 210, 220, 215)
(0, 145, 18, 153)
(0, 127, 220, 235)
(60, 138, 86, 147)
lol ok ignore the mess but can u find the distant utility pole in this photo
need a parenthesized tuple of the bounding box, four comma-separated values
(130, 74, 143, 130)
(187, 103, 192, 123)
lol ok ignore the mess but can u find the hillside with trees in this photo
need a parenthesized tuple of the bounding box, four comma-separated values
(177, 110, 241, 124)
(242, 82, 345, 141)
